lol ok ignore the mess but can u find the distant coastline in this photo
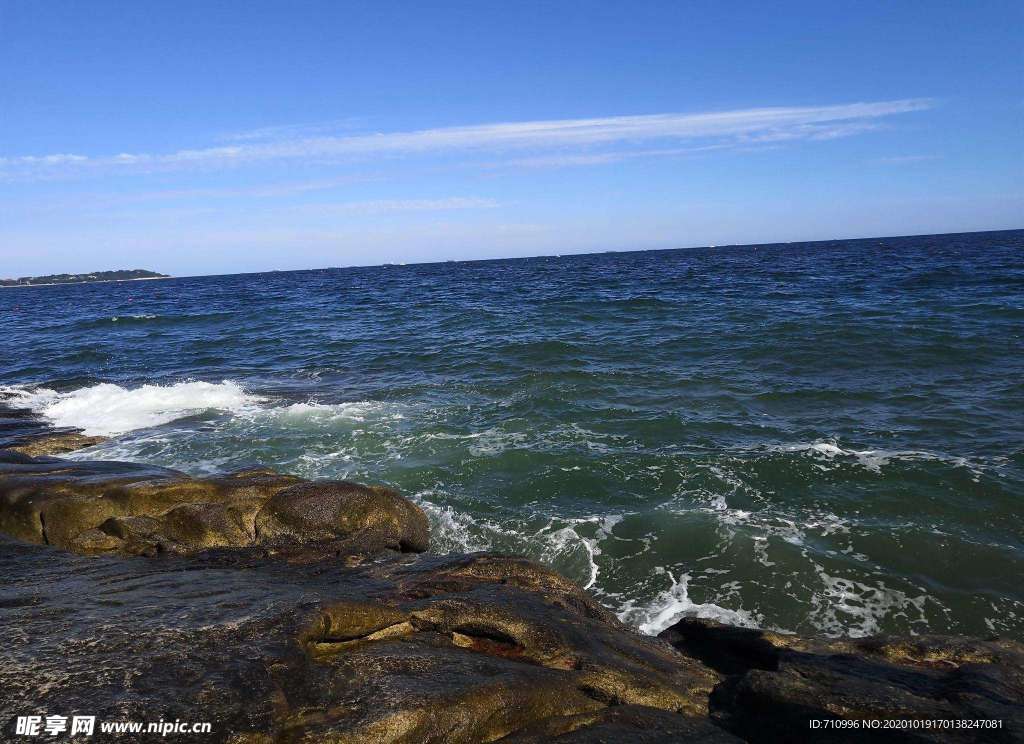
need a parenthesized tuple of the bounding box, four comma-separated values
(0, 269, 169, 288)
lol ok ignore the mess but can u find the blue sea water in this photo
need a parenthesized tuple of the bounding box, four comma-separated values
(2, 229, 1022, 639)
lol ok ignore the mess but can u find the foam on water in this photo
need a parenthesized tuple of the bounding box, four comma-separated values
(464, 424, 634, 458)
(617, 568, 761, 635)
(412, 490, 493, 554)
(4, 379, 1004, 640)
(1, 381, 262, 436)
(534, 514, 624, 590)
(412, 490, 625, 592)
(110, 314, 157, 321)
(771, 440, 985, 477)
(808, 569, 932, 637)
(1, 381, 408, 440)
(261, 400, 405, 427)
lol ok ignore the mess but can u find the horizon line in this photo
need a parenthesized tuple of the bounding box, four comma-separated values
(5, 226, 1019, 285)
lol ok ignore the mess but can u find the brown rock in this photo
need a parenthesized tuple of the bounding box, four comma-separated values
(0, 536, 727, 744)
(0, 453, 425, 559)
(661, 618, 1024, 742)
(271, 554, 719, 741)
(8, 432, 108, 457)
(254, 481, 430, 555)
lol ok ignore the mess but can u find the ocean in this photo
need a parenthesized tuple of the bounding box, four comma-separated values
(2, 229, 1022, 641)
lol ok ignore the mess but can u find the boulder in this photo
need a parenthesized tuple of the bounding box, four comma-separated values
(247, 554, 719, 742)
(254, 481, 429, 555)
(0, 455, 426, 558)
(660, 618, 1024, 742)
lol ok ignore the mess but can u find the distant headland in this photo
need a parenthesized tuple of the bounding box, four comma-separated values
(0, 269, 169, 287)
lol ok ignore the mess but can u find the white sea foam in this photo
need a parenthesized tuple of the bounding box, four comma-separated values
(1, 380, 409, 439)
(464, 423, 633, 457)
(412, 491, 493, 553)
(772, 440, 981, 476)
(808, 568, 931, 637)
(264, 400, 404, 426)
(617, 568, 760, 635)
(534, 514, 624, 590)
(2, 381, 263, 436)
(466, 428, 528, 456)
(411, 490, 629, 591)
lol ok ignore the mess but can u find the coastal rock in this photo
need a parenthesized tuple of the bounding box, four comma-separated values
(278, 555, 719, 742)
(3, 448, 1023, 742)
(0, 453, 426, 558)
(660, 618, 1024, 742)
(7, 431, 108, 457)
(255, 480, 430, 555)
(0, 536, 722, 743)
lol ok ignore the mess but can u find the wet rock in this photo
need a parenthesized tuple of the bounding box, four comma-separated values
(0, 455, 426, 558)
(7, 431, 108, 457)
(255, 480, 429, 555)
(0, 539, 723, 744)
(661, 618, 1024, 742)
(260, 554, 719, 742)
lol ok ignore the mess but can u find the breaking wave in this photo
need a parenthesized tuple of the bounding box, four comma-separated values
(616, 568, 761, 635)
(1, 381, 262, 436)
(413, 490, 622, 592)
(1, 381, 406, 439)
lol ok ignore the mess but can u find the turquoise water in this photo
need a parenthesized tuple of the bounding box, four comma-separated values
(2, 229, 1022, 639)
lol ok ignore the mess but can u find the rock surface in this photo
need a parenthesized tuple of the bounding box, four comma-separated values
(0, 450, 427, 559)
(256, 480, 430, 556)
(0, 535, 724, 743)
(661, 618, 1024, 742)
(1, 438, 1022, 742)
(7, 431, 109, 457)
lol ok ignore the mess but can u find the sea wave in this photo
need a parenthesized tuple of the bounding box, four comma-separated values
(109, 313, 158, 322)
(808, 569, 931, 637)
(65, 310, 239, 331)
(262, 400, 405, 426)
(763, 440, 986, 477)
(1, 381, 408, 439)
(1, 380, 263, 436)
(616, 568, 761, 635)
(412, 490, 624, 591)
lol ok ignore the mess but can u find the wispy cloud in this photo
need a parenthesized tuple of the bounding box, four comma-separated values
(872, 154, 941, 165)
(215, 118, 367, 143)
(492, 144, 734, 169)
(307, 197, 499, 215)
(1, 99, 932, 179)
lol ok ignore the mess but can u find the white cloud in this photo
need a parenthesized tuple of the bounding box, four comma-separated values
(873, 154, 941, 164)
(11, 153, 89, 165)
(305, 197, 499, 214)
(215, 118, 366, 143)
(493, 143, 733, 169)
(1, 99, 932, 178)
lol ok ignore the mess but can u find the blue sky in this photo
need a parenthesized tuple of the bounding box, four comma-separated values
(2, 1, 1021, 277)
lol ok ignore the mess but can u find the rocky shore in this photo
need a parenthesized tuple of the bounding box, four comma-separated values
(1, 431, 1021, 742)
